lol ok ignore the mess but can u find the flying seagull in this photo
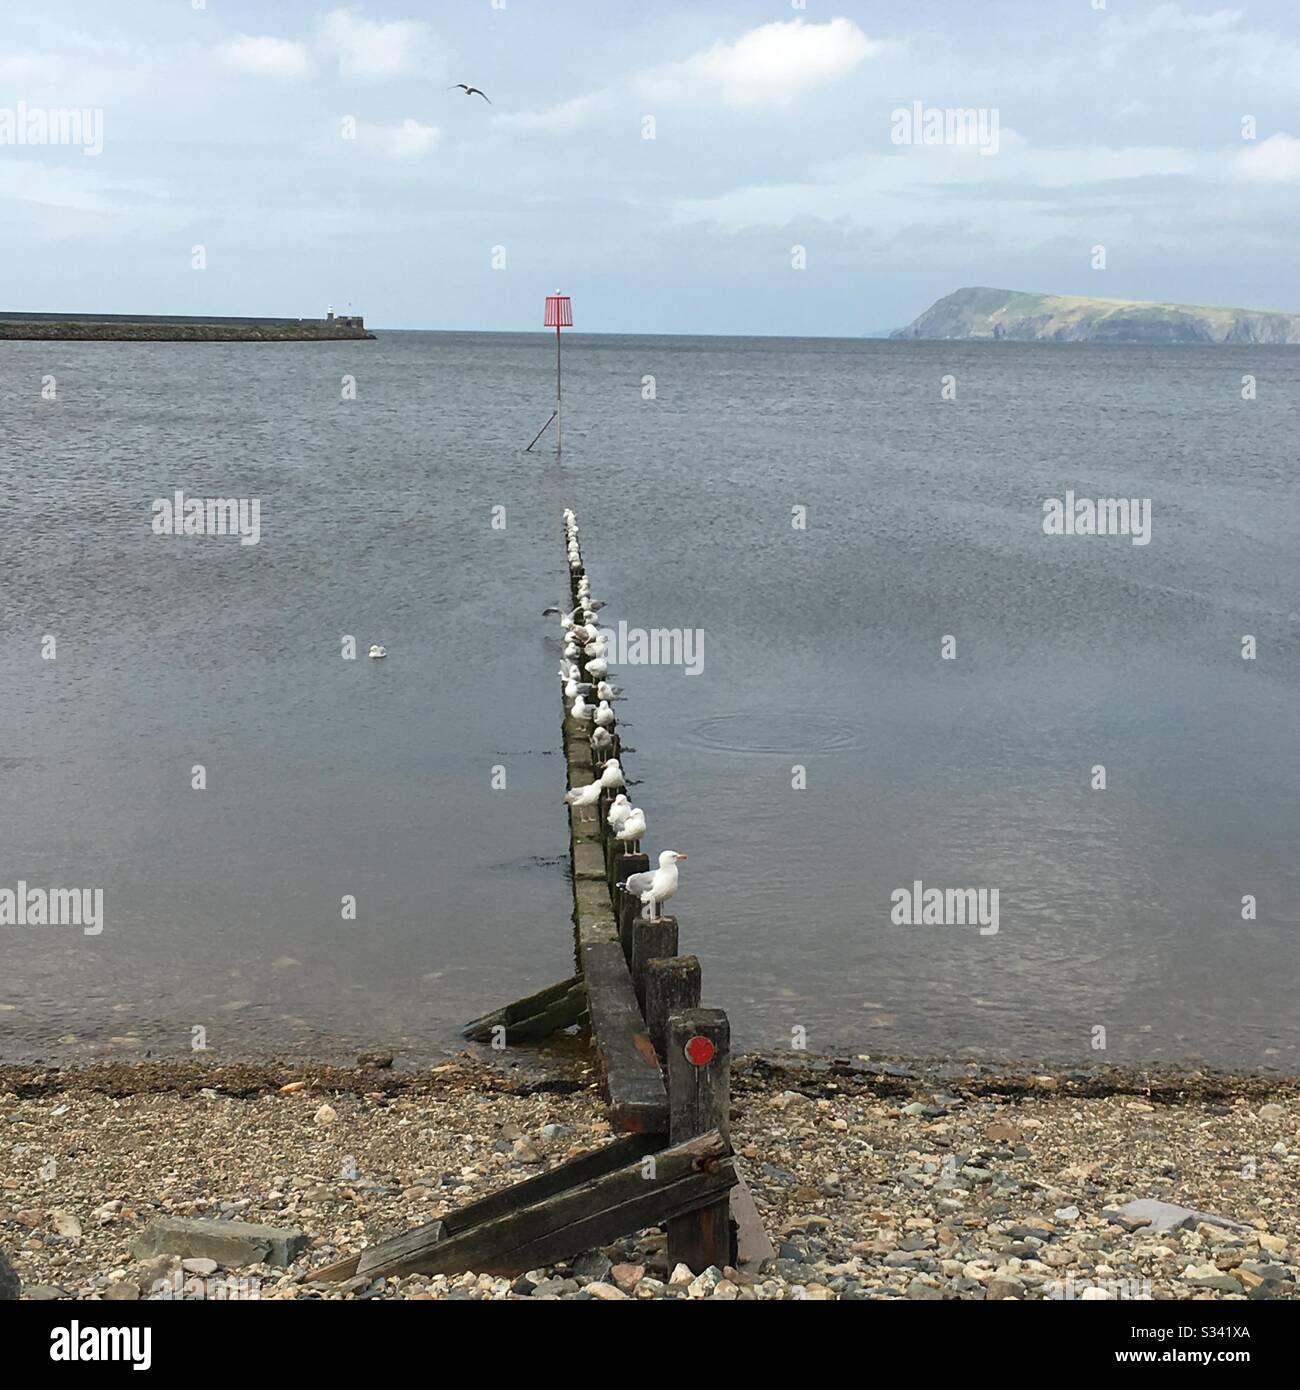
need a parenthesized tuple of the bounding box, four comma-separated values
(450, 84, 491, 103)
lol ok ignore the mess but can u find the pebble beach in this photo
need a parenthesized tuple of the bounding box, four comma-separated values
(2, 1052, 1296, 1302)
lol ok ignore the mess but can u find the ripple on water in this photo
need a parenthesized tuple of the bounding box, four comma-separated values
(681, 711, 868, 756)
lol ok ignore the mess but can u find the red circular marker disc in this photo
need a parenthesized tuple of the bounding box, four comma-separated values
(684, 1035, 715, 1067)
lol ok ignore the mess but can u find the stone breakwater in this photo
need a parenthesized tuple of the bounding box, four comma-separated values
(0, 319, 374, 342)
(0, 1055, 1296, 1301)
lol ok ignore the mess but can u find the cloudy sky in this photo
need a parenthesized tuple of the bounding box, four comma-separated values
(3, 0, 1299, 334)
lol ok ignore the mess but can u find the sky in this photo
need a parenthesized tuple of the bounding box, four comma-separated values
(2, 0, 1300, 335)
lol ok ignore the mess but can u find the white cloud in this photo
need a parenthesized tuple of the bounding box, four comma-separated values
(217, 35, 310, 80)
(492, 93, 607, 133)
(1235, 132, 1300, 183)
(0, 52, 65, 81)
(638, 17, 884, 109)
(670, 142, 1202, 241)
(320, 8, 429, 79)
(358, 118, 440, 161)
(1113, 3, 1242, 36)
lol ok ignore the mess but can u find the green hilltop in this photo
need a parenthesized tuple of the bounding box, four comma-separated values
(891, 287, 1300, 344)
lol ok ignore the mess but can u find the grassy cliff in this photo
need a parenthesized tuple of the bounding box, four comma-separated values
(892, 287, 1300, 344)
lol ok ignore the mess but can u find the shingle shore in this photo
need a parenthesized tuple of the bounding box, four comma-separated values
(2, 1053, 1295, 1301)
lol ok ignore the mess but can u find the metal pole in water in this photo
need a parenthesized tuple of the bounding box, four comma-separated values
(541, 290, 571, 459)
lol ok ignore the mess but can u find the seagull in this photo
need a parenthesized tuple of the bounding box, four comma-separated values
(596, 681, 618, 702)
(619, 850, 686, 922)
(449, 83, 491, 103)
(564, 780, 603, 808)
(597, 757, 624, 791)
(615, 806, 646, 850)
(606, 793, 631, 832)
(571, 693, 593, 722)
(586, 656, 609, 678)
(368, 645, 387, 659)
(593, 700, 615, 729)
(591, 726, 614, 755)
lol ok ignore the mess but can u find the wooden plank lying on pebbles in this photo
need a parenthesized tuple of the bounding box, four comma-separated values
(313, 1132, 664, 1283)
(341, 1131, 732, 1281)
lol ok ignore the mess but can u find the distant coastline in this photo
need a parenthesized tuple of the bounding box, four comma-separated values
(0, 311, 375, 342)
(892, 287, 1300, 345)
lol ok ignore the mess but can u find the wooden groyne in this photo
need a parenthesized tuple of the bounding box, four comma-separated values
(314, 511, 769, 1281)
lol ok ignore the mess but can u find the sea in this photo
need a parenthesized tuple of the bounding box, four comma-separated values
(1, 331, 1297, 1070)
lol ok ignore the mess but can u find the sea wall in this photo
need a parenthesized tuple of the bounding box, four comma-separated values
(0, 313, 374, 342)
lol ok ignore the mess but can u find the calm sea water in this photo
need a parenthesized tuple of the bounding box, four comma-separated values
(1, 332, 1298, 1069)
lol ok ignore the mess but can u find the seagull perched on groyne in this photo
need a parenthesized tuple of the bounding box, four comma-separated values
(564, 759, 624, 805)
(619, 850, 687, 922)
(615, 806, 646, 850)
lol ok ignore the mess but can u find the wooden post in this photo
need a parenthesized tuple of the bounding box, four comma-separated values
(645, 955, 700, 1064)
(630, 915, 678, 1014)
(613, 854, 648, 961)
(667, 1009, 733, 1273)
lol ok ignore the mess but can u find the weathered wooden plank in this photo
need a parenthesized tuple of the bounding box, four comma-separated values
(352, 1131, 732, 1280)
(581, 938, 668, 1133)
(344, 1133, 665, 1279)
(571, 838, 607, 882)
(461, 974, 584, 1042)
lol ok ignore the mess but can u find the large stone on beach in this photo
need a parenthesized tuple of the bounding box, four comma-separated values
(133, 1217, 308, 1269)
(0, 1248, 20, 1300)
(1104, 1199, 1250, 1236)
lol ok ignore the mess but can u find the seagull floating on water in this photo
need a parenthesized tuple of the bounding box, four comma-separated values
(368, 645, 387, 659)
(619, 849, 686, 922)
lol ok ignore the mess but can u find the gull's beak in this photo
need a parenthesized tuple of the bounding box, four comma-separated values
(676, 853, 688, 860)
